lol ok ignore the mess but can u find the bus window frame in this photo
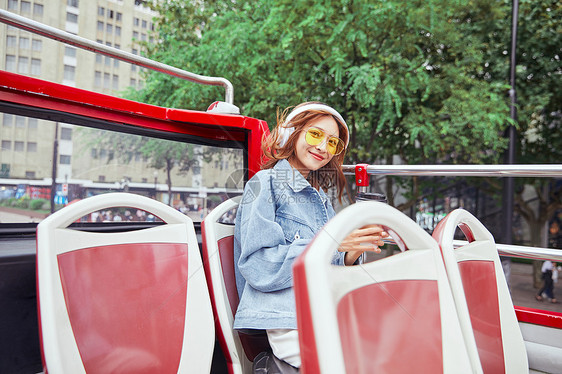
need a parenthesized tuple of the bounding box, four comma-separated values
(0, 70, 269, 232)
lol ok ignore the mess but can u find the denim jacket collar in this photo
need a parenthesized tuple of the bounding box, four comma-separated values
(273, 159, 328, 203)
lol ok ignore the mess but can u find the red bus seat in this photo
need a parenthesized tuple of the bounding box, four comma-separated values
(432, 208, 529, 373)
(202, 197, 270, 374)
(36, 193, 214, 373)
(293, 201, 481, 373)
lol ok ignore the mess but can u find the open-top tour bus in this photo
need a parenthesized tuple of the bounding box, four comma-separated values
(1, 9, 561, 374)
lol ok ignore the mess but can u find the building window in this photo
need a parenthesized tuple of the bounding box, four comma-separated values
(141, 33, 146, 41)
(130, 78, 136, 87)
(103, 73, 110, 88)
(132, 48, 138, 55)
(3, 113, 13, 126)
(14, 141, 24, 152)
(112, 74, 119, 89)
(33, 3, 43, 16)
(104, 56, 111, 66)
(95, 54, 102, 64)
(114, 43, 120, 49)
(115, 26, 121, 36)
(61, 127, 72, 140)
(64, 46, 77, 58)
(98, 7, 104, 16)
(91, 148, 98, 158)
(66, 12, 78, 24)
(31, 58, 41, 75)
(1, 141, 11, 151)
(18, 56, 29, 74)
(5, 55, 16, 72)
(28, 118, 38, 129)
(97, 21, 104, 31)
(98, 175, 106, 182)
(25, 171, 36, 178)
(106, 23, 113, 34)
(15, 116, 25, 128)
(116, 12, 122, 22)
(133, 31, 139, 39)
(68, 0, 79, 7)
(134, 17, 140, 26)
(142, 20, 147, 29)
(0, 164, 10, 178)
(131, 64, 137, 72)
(19, 37, 29, 49)
(109, 10, 114, 19)
(100, 149, 107, 158)
(59, 155, 71, 164)
(6, 35, 17, 48)
(32, 39, 42, 51)
(63, 65, 75, 81)
(94, 71, 102, 87)
(27, 142, 37, 152)
(20, 1, 31, 13)
(8, 0, 18, 11)
(113, 59, 119, 68)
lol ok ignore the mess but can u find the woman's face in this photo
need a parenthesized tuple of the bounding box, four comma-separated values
(289, 115, 339, 178)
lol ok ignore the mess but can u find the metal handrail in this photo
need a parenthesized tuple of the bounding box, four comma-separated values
(348, 163, 562, 262)
(0, 9, 235, 104)
(487, 242, 562, 262)
(342, 164, 562, 177)
(378, 239, 562, 262)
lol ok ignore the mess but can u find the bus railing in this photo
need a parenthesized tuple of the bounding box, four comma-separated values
(344, 163, 562, 263)
(342, 164, 562, 177)
(0, 9, 235, 106)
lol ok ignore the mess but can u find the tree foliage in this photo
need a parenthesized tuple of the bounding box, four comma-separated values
(130, 0, 560, 224)
(76, 128, 201, 204)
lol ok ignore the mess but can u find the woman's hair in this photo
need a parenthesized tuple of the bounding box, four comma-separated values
(261, 101, 348, 201)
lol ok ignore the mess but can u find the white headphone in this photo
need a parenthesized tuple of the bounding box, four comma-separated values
(277, 103, 349, 148)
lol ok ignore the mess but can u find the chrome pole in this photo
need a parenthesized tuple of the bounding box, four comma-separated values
(0, 10, 235, 105)
(342, 164, 562, 177)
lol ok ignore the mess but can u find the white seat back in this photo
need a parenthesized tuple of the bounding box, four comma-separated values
(293, 201, 481, 374)
(37, 193, 214, 374)
(202, 197, 269, 374)
(433, 208, 528, 373)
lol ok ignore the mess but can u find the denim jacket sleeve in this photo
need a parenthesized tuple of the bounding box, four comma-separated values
(236, 173, 312, 293)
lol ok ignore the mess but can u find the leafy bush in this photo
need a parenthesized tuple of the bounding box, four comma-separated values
(30, 199, 48, 210)
(0, 198, 16, 207)
(15, 197, 30, 209)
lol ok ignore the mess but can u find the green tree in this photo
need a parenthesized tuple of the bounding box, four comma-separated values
(131, 0, 558, 228)
(76, 128, 200, 205)
(139, 138, 198, 204)
(478, 0, 561, 286)
(131, 0, 513, 206)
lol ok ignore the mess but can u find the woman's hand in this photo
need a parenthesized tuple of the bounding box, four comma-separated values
(339, 225, 388, 266)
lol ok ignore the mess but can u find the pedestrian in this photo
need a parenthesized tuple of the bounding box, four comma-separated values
(536, 260, 557, 303)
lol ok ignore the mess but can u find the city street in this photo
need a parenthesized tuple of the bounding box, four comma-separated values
(0, 207, 46, 223)
(510, 261, 562, 313)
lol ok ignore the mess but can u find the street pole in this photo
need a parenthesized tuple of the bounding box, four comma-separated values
(501, 0, 519, 283)
(50, 122, 59, 214)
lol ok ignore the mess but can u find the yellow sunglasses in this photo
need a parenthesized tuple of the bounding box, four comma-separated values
(305, 127, 345, 156)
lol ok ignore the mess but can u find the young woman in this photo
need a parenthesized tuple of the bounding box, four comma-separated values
(233, 102, 387, 369)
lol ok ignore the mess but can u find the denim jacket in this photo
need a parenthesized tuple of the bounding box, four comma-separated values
(233, 159, 346, 330)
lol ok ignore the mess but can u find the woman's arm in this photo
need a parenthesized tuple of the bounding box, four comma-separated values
(339, 225, 388, 266)
(236, 174, 311, 292)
